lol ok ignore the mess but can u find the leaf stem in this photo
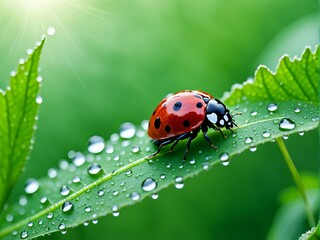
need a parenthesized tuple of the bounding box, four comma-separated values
(275, 137, 316, 228)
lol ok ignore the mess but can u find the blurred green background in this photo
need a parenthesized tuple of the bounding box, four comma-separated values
(0, 0, 318, 239)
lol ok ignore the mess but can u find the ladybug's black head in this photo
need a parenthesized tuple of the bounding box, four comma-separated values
(205, 98, 235, 130)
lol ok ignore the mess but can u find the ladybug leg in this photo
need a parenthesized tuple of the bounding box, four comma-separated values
(202, 130, 218, 149)
(183, 131, 199, 161)
(147, 138, 176, 159)
(169, 132, 190, 152)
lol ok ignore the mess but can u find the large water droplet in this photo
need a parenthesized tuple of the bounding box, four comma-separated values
(62, 201, 74, 213)
(245, 137, 253, 144)
(130, 192, 141, 201)
(141, 178, 157, 191)
(111, 205, 120, 217)
(87, 163, 102, 176)
(119, 122, 136, 139)
(72, 152, 86, 166)
(219, 152, 230, 166)
(25, 179, 39, 194)
(174, 176, 184, 189)
(88, 136, 105, 153)
(106, 145, 114, 154)
(279, 118, 296, 131)
(267, 103, 278, 112)
(20, 231, 28, 239)
(85, 206, 91, 213)
(60, 185, 71, 196)
(36, 95, 43, 104)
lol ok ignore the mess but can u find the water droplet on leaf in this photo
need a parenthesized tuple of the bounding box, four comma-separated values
(245, 137, 253, 144)
(267, 103, 278, 112)
(60, 185, 71, 196)
(174, 176, 184, 189)
(20, 231, 28, 239)
(141, 178, 157, 192)
(219, 152, 230, 166)
(119, 122, 136, 139)
(87, 163, 102, 176)
(262, 131, 271, 138)
(88, 136, 105, 153)
(62, 201, 74, 213)
(130, 192, 140, 201)
(72, 152, 86, 166)
(47, 26, 56, 36)
(25, 179, 39, 194)
(279, 118, 296, 131)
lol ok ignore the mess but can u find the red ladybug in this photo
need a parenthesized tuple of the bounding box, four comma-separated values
(147, 90, 238, 160)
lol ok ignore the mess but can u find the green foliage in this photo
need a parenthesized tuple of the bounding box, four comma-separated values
(0, 39, 45, 212)
(0, 45, 318, 239)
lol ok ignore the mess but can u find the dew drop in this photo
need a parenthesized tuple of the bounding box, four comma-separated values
(36, 95, 43, 104)
(85, 206, 91, 213)
(40, 197, 48, 204)
(141, 120, 149, 130)
(202, 162, 209, 170)
(72, 176, 81, 183)
(58, 223, 66, 231)
(125, 170, 132, 177)
(88, 136, 105, 153)
(62, 201, 74, 213)
(283, 135, 289, 140)
(294, 107, 301, 113)
(174, 176, 184, 189)
(10, 71, 16, 77)
(110, 133, 120, 142)
(92, 219, 98, 224)
(25, 178, 39, 194)
(36, 76, 43, 83)
(262, 131, 271, 138)
(6, 214, 14, 222)
(141, 178, 157, 192)
(130, 192, 140, 201)
(72, 152, 86, 166)
(106, 145, 114, 154)
(111, 205, 120, 217)
(87, 163, 102, 176)
(112, 190, 119, 196)
(249, 145, 257, 152)
(250, 111, 257, 116)
(60, 185, 71, 196)
(27, 48, 33, 55)
(131, 145, 140, 153)
(47, 26, 56, 36)
(97, 190, 105, 196)
(20, 230, 28, 239)
(219, 152, 230, 166)
(160, 174, 166, 179)
(27, 222, 33, 227)
(48, 168, 57, 178)
(47, 212, 53, 219)
(19, 196, 27, 206)
(151, 193, 159, 200)
(267, 103, 278, 112)
(299, 131, 304, 136)
(189, 158, 196, 165)
(245, 137, 253, 144)
(119, 122, 136, 139)
(113, 155, 120, 161)
(279, 118, 296, 131)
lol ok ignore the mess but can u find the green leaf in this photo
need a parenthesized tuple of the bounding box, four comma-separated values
(0, 39, 45, 212)
(0, 45, 318, 239)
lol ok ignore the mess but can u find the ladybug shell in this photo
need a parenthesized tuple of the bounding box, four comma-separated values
(148, 90, 213, 140)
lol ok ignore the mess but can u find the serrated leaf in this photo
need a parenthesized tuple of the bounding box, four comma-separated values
(0, 45, 318, 239)
(0, 39, 45, 212)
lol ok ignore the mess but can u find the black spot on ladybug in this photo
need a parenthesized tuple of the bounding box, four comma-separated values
(165, 125, 171, 133)
(173, 101, 182, 111)
(183, 120, 190, 128)
(154, 117, 161, 129)
(196, 102, 203, 108)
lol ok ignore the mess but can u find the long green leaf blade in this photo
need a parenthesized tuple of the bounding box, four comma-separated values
(0, 39, 45, 212)
(0, 45, 318, 239)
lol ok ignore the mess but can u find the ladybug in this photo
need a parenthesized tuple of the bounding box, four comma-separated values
(147, 90, 239, 160)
